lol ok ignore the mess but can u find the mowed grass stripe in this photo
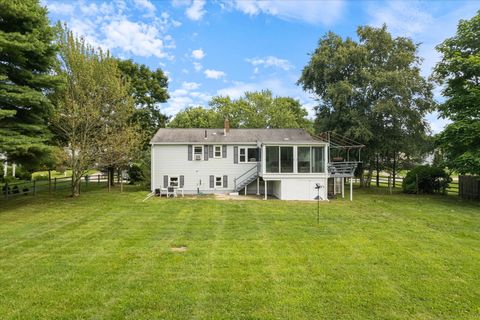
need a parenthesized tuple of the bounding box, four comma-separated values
(0, 186, 479, 319)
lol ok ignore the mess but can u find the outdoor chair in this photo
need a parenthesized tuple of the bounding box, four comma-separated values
(176, 188, 184, 197)
(160, 187, 169, 197)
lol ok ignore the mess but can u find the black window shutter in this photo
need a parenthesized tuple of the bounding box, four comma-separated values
(188, 145, 192, 161)
(209, 175, 214, 188)
(257, 147, 261, 161)
(223, 175, 228, 188)
(180, 175, 184, 188)
(222, 145, 227, 158)
(204, 145, 209, 160)
(209, 145, 213, 158)
(234, 146, 238, 164)
(163, 175, 168, 188)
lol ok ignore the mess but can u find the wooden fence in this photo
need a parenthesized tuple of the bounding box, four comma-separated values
(355, 175, 459, 195)
(459, 175, 480, 200)
(1, 173, 125, 200)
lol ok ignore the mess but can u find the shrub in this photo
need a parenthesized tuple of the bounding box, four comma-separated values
(15, 166, 32, 181)
(127, 164, 145, 184)
(402, 165, 451, 194)
(34, 175, 50, 181)
(1, 176, 17, 184)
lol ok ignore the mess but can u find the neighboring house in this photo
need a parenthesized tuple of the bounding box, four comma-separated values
(150, 120, 361, 200)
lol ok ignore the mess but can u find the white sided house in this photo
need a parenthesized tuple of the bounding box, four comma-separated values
(150, 122, 362, 201)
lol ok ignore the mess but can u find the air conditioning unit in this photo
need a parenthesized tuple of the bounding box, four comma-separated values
(195, 154, 202, 161)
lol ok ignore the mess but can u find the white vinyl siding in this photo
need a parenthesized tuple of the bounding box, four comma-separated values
(152, 144, 257, 194)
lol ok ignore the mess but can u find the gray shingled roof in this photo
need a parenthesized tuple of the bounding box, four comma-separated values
(150, 128, 318, 143)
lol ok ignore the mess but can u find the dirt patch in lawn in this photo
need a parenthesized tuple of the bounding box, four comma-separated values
(170, 246, 187, 253)
(215, 194, 265, 200)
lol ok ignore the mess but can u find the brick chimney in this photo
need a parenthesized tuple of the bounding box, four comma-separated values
(224, 118, 230, 135)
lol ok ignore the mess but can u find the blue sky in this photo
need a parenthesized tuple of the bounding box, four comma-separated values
(42, 0, 478, 133)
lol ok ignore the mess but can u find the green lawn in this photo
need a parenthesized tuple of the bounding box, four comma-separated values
(32, 169, 98, 180)
(0, 187, 479, 319)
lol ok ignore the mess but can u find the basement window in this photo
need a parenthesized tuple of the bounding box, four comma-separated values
(169, 176, 179, 187)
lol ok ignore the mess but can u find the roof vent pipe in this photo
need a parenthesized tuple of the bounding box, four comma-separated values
(224, 118, 230, 136)
(204, 129, 207, 139)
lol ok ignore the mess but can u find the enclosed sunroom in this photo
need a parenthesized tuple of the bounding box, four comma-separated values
(258, 142, 329, 201)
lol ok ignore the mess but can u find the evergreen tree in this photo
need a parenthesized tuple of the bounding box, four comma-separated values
(0, 0, 60, 168)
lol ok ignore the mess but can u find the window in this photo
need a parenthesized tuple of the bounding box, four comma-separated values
(239, 147, 258, 163)
(248, 148, 257, 162)
(194, 146, 203, 160)
(239, 148, 246, 162)
(214, 145, 222, 158)
(280, 147, 294, 173)
(169, 176, 179, 187)
(266, 146, 279, 173)
(297, 147, 311, 173)
(312, 146, 325, 173)
(215, 176, 223, 187)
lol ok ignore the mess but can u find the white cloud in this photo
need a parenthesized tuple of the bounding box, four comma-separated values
(224, 0, 345, 25)
(426, 111, 451, 134)
(191, 49, 206, 60)
(367, 1, 433, 37)
(216, 77, 317, 118)
(103, 18, 168, 58)
(182, 81, 201, 90)
(44, 1, 177, 60)
(172, 0, 191, 7)
(172, 19, 182, 27)
(366, 1, 478, 89)
(44, 1, 74, 15)
(186, 0, 206, 21)
(217, 81, 257, 98)
(246, 56, 294, 71)
(133, 0, 156, 13)
(163, 84, 211, 115)
(204, 69, 226, 79)
(193, 62, 203, 71)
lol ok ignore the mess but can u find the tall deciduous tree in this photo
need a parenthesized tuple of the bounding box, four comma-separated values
(168, 106, 222, 128)
(97, 125, 141, 191)
(298, 25, 434, 186)
(117, 59, 169, 147)
(433, 12, 480, 175)
(0, 0, 61, 168)
(211, 90, 313, 131)
(169, 90, 313, 131)
(53, 26, 136, 196)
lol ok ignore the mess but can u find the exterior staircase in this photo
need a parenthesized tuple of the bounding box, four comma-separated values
(234, 164, 260, 192)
